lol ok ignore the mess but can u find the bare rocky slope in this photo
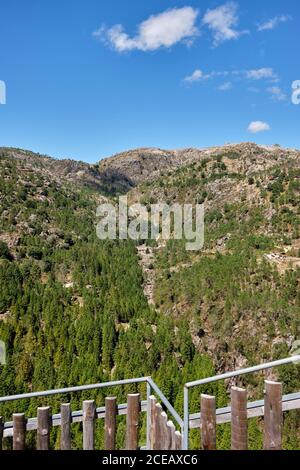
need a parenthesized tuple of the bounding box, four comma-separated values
(98, 142, 300, 187)
(3, 142, 300, 191)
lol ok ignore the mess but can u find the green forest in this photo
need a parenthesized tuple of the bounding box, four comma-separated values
(0, 148, 299, 449)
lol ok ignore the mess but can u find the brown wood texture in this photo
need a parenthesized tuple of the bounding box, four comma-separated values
(60, 403, 71, 450)
(125, 393, 140, 450)
(83, 400, 95, 450)
(13, 413, 26, 450)
(231, 387, 248, 450)
(264, 381, 283, 450)
(200, 394, 216, 450)
(104, 397, 117, 450)
(37, 407, 51, 450)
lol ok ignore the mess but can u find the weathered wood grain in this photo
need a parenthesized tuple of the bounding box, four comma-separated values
(231, 387, 248, 450)
(105, 397, 117, 450)
(264, 381, 282, 450)
(200, 394, 216, 450)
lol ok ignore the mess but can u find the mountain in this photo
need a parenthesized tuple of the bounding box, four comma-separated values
(0, 143, 299, 449)
(98, 142, 300, 187)
(129, 143, 300, 371)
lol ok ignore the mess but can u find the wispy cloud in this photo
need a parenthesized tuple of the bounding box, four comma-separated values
(258, 15, 292, 32)
(246, 68, 278, 82)
(248, 121, 271, 133)
(183, 69, 230, 84)
(183, 67, 279, 85)
(0, 80, 6, 105)
(93, 7, 199, 52)
(184, 69, 206, 83)
(218, 81, 233, 91)
(202, 2, 248, 46)
(267, 86, 287, 102)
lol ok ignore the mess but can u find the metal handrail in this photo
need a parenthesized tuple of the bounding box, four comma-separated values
(147, 377, 183, 428)
(0, 377, 148, 403)
(183, 355, 300, 449)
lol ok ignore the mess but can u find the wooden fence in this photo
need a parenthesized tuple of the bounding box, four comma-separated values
(197, 381, 284, 450)
(0, 380, 298, 450)
(148, 396, 182, 450)
(0, 393, 182, 450)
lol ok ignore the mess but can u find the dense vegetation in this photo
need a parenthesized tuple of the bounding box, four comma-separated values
(0, 147, 299, 449)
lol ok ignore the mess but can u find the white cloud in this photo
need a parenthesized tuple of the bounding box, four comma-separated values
(267, 86, 287, 102)
(246, 68, 278, 81)
(183, 69, 230, 84)
(258, 15, 292, 32)
(184, 69, 205, 83)
(218, 81, 232, 91)
(183, 69, 215, 83)
(182, 67, 281, 93)
(248, 121, 271, 133)
(0, 80, 6, 105)
(94, 7, 199, 52)
(202, 2, 247, 46)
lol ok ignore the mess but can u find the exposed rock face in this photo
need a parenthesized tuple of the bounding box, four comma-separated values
(98, 143, 300, 188)
(2, 143, 300, 194)
(137, 244, 156, 306)
(98, 148, 181, 188)
(0, 147, 105, 192)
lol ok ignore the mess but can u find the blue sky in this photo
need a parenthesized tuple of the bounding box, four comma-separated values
(0, 0, 299, 163)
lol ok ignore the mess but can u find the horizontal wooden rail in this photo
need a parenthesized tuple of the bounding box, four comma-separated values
(3, 400, 148, 438)
(189, 391, 300, 429)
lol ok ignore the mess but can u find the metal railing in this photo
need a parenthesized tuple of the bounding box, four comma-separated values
(183, 355, 300, 449)
(0, 376, 183, 449)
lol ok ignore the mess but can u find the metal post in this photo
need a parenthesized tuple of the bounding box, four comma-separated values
(183, 386, 189, 450)
(147, 378, 183, 429)
(146, 381, 151, 450)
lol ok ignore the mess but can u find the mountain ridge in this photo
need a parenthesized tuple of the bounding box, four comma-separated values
(2, 142, 300, 194)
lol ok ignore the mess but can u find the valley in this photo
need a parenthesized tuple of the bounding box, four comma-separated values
(0, 142, 300, 448)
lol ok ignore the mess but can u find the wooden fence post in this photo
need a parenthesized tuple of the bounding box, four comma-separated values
(60, 403, 71, 450)
(167, 420, 176, 450)
(13, 413, 26, 450)
(175, 430, 182, 450)
(125, 393, 140, 450)
(160, 411, 171, 450)
(153, 403, 163, 450)
(37, 407, 51, 450)
(264, 381, 283, 450)
(200, 394, 216, 450)
(105, 397, 117, 450)
(149, 395, 157, 450)
(231, 387, 248, 450)
(83, 400, 95, 450)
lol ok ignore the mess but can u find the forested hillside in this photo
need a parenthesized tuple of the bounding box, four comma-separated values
(0, 144, 299, 449)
